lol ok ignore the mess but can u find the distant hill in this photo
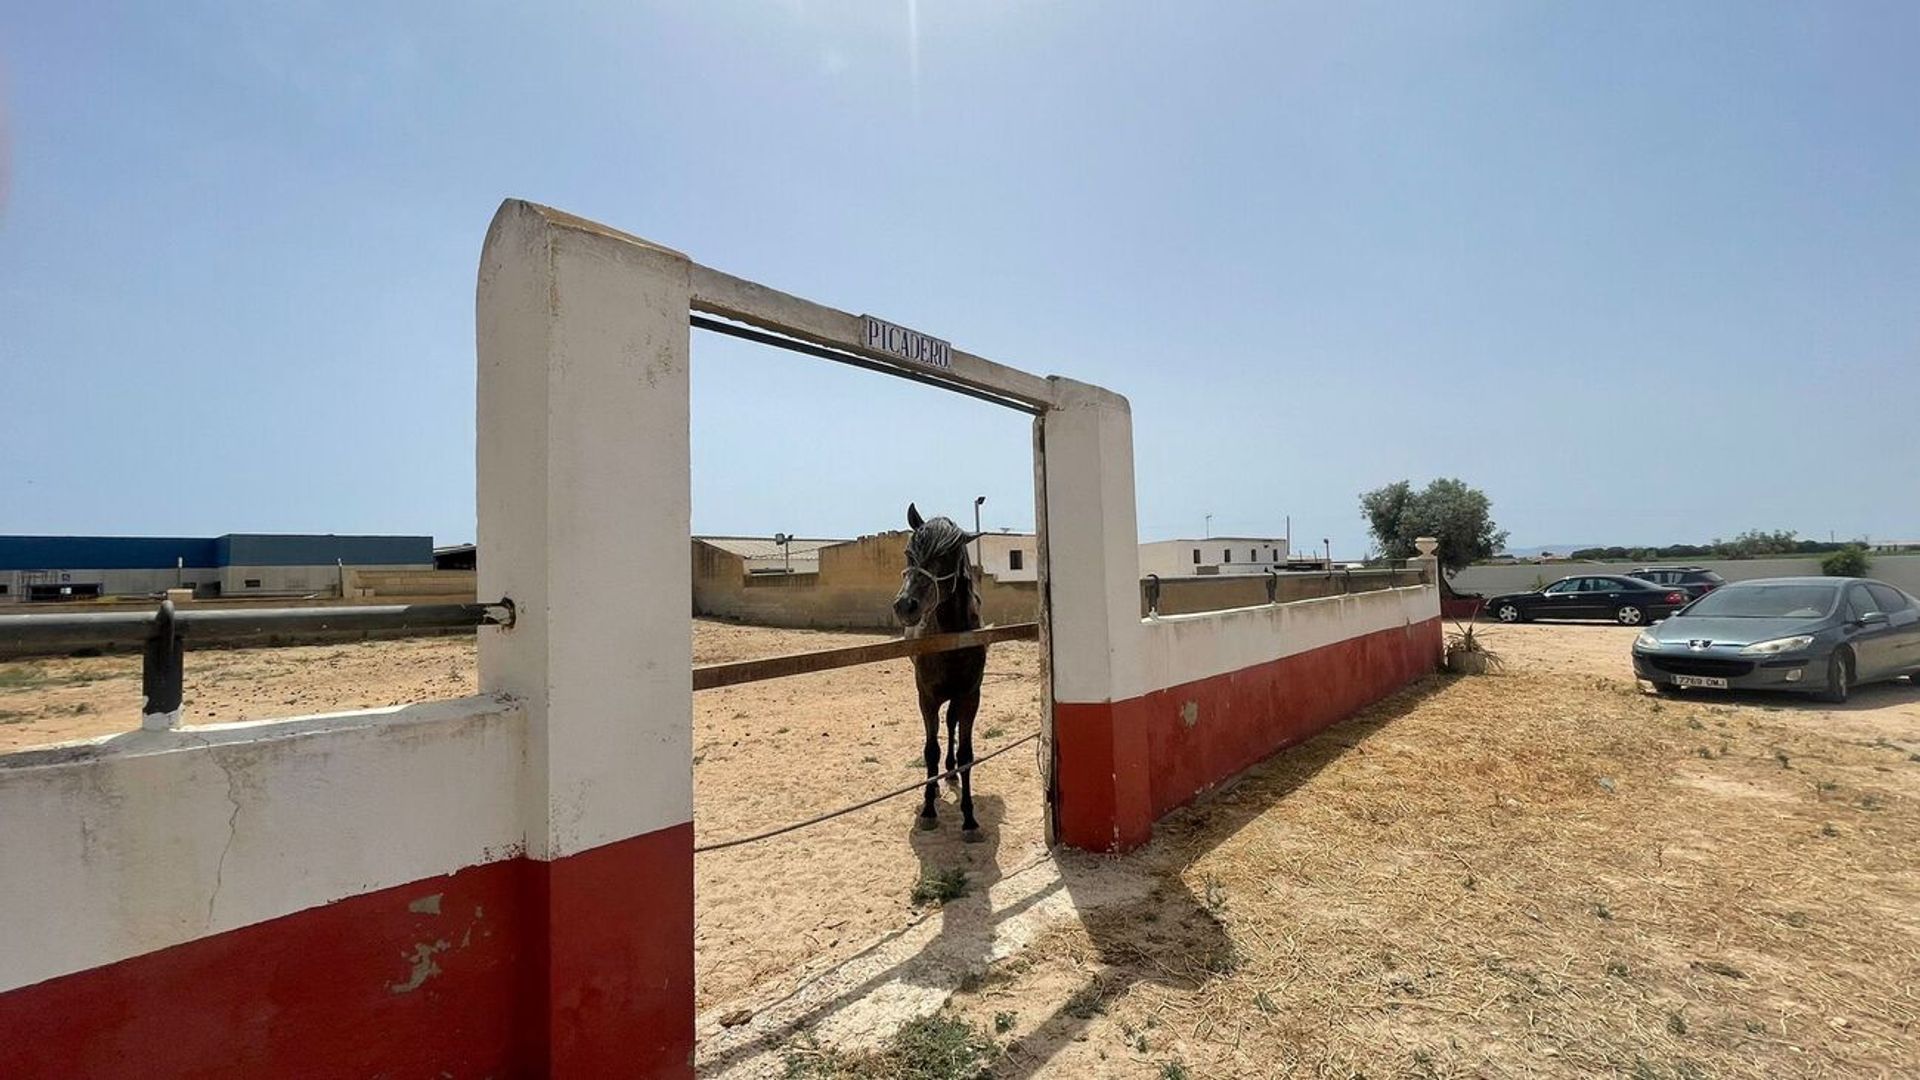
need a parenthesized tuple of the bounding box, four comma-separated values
(1497, 544, 1603, 559)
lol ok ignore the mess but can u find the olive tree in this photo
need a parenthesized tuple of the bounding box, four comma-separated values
(1360, 478, 1508, 575)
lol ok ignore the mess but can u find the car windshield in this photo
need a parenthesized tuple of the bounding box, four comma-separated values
(1682, 583, 1837, 619)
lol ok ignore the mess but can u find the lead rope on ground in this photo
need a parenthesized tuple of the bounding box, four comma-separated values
(692, 732, 1041, 854)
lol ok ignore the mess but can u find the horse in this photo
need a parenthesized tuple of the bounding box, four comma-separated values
(892, 502, 989, 841)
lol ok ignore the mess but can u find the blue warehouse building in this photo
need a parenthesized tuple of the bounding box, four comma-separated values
(0, 534, 434, 602)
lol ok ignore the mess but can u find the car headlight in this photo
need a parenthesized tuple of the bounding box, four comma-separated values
(1739, 635, 1815, 656)
(1633, 630, 1662, 651)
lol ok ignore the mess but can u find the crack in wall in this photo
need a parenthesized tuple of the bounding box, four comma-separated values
(204, 744, 242, 929)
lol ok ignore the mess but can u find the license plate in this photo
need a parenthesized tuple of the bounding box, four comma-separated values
(1673, 674, 1728, 689)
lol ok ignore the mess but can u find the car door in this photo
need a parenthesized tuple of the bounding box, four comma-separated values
(1566, 577, 1615, 619)
(1535, 578, 1582, 619)
(1865, 582, 1920, 676)
(1841, 583, 1896, 680)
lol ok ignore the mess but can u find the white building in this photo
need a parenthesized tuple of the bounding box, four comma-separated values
(1138, 537, 1294, 578)
(974, 532, 1038, 582)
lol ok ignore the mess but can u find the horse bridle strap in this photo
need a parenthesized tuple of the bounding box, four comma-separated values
(903, 558, 969, 604)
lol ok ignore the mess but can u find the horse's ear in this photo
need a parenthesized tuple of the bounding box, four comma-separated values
(907, 503, 924, 530)
(961, 531, 981, 546)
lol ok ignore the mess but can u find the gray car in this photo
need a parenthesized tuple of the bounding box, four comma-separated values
(1631, 576, 1920, 703)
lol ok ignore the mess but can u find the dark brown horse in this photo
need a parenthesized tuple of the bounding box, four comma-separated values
(892, 503, 988, 841)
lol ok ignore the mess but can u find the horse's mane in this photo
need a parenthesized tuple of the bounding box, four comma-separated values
(905, 516, 970, 566)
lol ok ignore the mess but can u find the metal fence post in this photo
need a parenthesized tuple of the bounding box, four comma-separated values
(141, 600, 184, 729)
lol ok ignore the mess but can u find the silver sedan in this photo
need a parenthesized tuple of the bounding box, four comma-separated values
(1630, 577, 1920, 703)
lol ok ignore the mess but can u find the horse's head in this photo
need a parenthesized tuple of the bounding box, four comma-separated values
(894, 502, 978, 629)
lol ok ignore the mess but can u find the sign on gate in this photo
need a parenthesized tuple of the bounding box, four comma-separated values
(861, 315, 951, 370)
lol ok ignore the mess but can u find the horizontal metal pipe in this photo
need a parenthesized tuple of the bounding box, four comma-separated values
(693, 622, 1039, 692)
(0, 601, 514, 650)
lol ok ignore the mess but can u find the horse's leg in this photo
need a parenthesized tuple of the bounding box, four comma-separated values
(951, 690, 983, 840)
(944, 708, 959, 789)
(917, 689, 942, 829)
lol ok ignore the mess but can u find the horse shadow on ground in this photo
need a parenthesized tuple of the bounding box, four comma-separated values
(903, 789, 1006, 986)
(990, 677, 1452, 1079)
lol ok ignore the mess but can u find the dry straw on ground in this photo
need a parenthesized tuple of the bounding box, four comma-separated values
(939, 662, 1920, 1078)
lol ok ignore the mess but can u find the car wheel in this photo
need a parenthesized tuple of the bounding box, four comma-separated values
(1818, 650, 1852, 705)
(1495, 602, 1523, 623)
(1615, 605, 1645, 626)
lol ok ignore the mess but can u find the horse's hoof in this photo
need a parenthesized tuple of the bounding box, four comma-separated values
(916, 814, 939, 831)
(961, 827, 986, 844)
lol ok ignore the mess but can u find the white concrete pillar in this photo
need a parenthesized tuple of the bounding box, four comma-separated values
(1040, 378, 1153, 851)
(475, 199, 694, 1077)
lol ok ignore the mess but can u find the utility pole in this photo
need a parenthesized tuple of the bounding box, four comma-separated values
(1323, 538, 1332, 570)
(1204, 513, 1213, 539)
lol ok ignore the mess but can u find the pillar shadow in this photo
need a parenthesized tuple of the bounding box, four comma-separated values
(992, 676, 1452, 1078)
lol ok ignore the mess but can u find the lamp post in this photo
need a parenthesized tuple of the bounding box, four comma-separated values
(774, 532, 792, 574)
(973, 495, 986, 569)
(1204, 513, 1213, 539)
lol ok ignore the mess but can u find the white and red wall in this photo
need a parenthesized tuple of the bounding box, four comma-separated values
(1039, 379, 1442, 852)
(0, 202, 697, 1078)
(0, 201, 1436, 1076)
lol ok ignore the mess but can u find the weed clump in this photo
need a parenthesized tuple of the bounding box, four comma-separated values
(910, 868, 968, 907)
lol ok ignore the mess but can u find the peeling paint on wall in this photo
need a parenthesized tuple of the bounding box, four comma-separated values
(389, 940, 448, 994)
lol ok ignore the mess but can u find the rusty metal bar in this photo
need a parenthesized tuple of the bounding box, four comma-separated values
(692, 622, 1039, 692)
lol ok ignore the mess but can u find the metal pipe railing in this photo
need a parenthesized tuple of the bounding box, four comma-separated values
(0, 599, 515, 728)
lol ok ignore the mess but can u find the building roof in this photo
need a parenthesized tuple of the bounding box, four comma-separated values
(694, 536, 848, 559)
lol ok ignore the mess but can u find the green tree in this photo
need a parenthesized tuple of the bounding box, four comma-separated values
(1820, 546, 1870, 578)
(1359, 478, 1509, 575)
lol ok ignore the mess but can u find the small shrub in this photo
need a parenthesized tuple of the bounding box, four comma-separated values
(1161, 1064, 1189, 1080)
(993, 1011, 1015, 1034)
(1667, 1011, 1689, 1036)
(982, 726, 1005, 739)
(1821, 546, 1870, 578)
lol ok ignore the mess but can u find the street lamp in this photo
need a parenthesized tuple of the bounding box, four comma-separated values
(773, 532, 792, 574)
(1204, 513, 1213, 539)
(973, 496, 986, 568)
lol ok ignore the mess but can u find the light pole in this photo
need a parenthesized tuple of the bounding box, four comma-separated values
(973, 496, 986, 569)
(1204, 513, 1213, 539)
(774, 532, 792, 574)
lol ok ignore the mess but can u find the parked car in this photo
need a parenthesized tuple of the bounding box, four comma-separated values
(1631, 577, 1920, 703)
(1486, 575, 1689, 626)
(1628, 566, 1725, 599)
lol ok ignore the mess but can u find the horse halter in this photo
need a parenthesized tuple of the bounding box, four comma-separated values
(901, 552, 969, 606)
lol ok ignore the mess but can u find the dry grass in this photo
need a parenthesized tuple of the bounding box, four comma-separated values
(940, 670, 1920, 1077)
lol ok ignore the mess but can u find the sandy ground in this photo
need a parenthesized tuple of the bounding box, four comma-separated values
(0, 621, 1046, 1017)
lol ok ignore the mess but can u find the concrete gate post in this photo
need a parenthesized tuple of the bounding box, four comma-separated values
(1040, 378, 1154, 852)
(477, 201, 695, 1076)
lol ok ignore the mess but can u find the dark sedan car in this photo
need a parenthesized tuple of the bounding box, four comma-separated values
(1632, 577, 1920, 703)
(1629, 566, 1726, 599)
(1486, 574, 1689, 626)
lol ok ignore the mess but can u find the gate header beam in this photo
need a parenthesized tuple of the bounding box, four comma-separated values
(689, 264, 1057, 411)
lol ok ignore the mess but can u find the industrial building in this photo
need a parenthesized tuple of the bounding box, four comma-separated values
(0, 534, 434, 603)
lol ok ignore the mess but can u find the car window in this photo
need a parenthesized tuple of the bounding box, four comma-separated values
(1845, 585, 1877, 620)
(1684, 583, 1839, 619)
(1544, 579, 1578, 594)
(1587, 577, 1623, 591)
(1697, 571, 1725, 583)
(1866, 583, 1909, 614)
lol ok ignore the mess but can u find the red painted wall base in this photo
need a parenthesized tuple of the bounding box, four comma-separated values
(1056, 618, 1441, 852)
(0, 823, 694, 1080)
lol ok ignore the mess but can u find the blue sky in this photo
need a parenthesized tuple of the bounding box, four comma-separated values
(2, 2, 1915, 555)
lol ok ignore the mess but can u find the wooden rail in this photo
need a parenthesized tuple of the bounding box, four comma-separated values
(692, 622, 1039, 692)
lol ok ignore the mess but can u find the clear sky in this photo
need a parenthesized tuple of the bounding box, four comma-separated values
(3, 2, 1915, 556)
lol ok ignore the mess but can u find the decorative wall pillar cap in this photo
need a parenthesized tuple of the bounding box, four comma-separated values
(1413, 537, 1440, 557)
